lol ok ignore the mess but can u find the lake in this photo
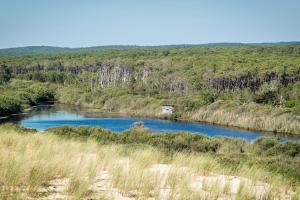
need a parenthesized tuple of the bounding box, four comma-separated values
(2, 103, 299, 142)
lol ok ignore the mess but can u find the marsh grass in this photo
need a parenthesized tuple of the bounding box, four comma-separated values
(189, 101, 300, 134)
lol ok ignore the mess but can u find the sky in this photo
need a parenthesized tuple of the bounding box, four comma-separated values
(0, 0, 300, 48)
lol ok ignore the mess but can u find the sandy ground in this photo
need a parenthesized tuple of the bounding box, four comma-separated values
(34, 162, 294, 200)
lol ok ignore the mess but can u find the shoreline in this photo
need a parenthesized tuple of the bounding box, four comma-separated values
(72, 104, 299, 136)
(2, 101, 299, 138)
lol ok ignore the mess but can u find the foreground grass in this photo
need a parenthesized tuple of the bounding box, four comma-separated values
(0, 124, 299, 199)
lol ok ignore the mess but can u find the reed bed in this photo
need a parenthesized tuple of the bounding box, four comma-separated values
(189, 101, 300, 134)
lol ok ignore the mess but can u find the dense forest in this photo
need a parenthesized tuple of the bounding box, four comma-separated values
(0, 44, 300, 134)
(1, 42, 299, 55)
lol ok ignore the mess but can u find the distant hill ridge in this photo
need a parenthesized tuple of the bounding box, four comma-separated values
(0, 42, 300, 56)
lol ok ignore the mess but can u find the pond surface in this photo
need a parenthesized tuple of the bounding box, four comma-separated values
(2, 103, 300, 142)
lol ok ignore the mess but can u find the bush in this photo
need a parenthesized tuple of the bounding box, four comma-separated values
(0, 96, 22, 117)
(254, 80, 282, 105)
(0, 123, 37, 134)
(0, 80, 56, 117)
(191, 138, 220, 152)
(46, 125, 300, 158)
(45, 126, 247, 154)
(292, 104, 300, 115)
(0, 65, 11, 84)
(27, 84, 55, 104)
(265, 142, 300, 157)
(285, 99, 298, 108)
(252, 137, 280, 154)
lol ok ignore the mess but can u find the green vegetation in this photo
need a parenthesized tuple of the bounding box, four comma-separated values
(0, 123, 299, 199)
(0, 44, 299, 134)
(0, 80, 55, 117)
(46, 125, 300, 185)
(0, 42, 299, 55)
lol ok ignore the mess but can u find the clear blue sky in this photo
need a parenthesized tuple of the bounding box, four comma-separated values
(0, 0, 300, 48)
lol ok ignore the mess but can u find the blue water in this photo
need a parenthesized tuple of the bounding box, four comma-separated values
(8, 104, 299, 142)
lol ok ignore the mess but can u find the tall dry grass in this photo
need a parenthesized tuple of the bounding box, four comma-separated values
(0, 128, 102, 199)
(0, 126, 299, 199)
(189, 100, 300, 134)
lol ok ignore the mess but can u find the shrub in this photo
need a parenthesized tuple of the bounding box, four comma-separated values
(285, 99, 298, 108)
(265, 142, 300, 157)
(0, 65, 11, 84)
(254, 80, 282, 104)
(252, 137, 280, 154)
(0, 123, 37, 134)
(0, 96, 22, 117)
(45, 126, 300, 158)
(26, 84, 55, 104)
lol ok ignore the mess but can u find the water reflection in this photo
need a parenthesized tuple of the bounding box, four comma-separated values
(2, 103, 300, 142)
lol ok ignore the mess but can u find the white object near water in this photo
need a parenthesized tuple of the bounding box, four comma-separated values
(161, 105, 174, 114)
